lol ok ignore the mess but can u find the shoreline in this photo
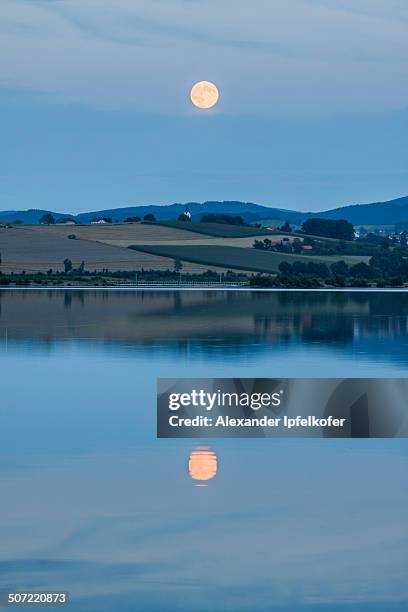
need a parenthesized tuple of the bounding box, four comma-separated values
(0, 286, 407, 293)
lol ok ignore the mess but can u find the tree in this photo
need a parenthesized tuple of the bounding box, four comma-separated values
(174, 259, 183, 273)
(40, 213, 55, 225)
(77, 261, 85, 274)
(302, 218, 355, 241)
(308, 262, 330, 278)
(362, 232, 389, 247)
(292, 238, 302, 254)
(349, 262, 372, 278)
(200, 214, 245, 226)
(330, 260, 349, 277)
(178, 213, 191, 222)
(278, 261, 293, 275)
(280, 220, 292, 233)
(144, 213, 156, 222)
(286, 261, 330, 279)
(124, 216, 141, 223)
(64, 258, 73, 273)
(369, 249, 408, 278)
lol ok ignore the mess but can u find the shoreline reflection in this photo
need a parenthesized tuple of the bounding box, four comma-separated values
(1, 289, 408, 368)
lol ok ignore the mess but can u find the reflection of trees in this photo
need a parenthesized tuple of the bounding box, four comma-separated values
(301, 316, 354, 344)
(276, 291, 332, 308)
(368, 293, 408, 316)
(64, 291, 72, 310)
(173, 291, 182, 312)
(1, 289, 408, 353)
(254, 313, 354, 345)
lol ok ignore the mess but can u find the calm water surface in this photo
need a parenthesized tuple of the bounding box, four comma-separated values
(0, 290, 407, 611)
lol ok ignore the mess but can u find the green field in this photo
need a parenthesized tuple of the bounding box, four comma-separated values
(143, 221, 273, 238)
(129, 244, 367, 274)
(145, 220, 360, 245)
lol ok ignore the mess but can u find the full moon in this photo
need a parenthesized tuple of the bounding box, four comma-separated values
(190, 81, 219, 109)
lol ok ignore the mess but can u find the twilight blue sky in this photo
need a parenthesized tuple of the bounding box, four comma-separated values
(0, 0, 407, 213)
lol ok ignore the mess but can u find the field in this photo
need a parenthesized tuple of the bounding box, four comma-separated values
(141, 221, 358, 246)
(145, 221, 275, 238)
(129, 245, 367, 274)
(0, 222, 369, 275)
(26, 222, 208, 243)
(0, 226, 228, 273)
(24, 221, 273, 248)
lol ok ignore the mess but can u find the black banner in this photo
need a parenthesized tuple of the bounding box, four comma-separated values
(157, 378, 408, 438)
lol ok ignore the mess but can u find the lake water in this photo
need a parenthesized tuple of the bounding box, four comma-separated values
(0, 290, 407, 611)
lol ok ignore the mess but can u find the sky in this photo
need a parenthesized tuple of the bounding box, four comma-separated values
(0, 0, 407, 213)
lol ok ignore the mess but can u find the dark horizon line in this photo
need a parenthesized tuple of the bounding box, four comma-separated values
(0, 193, 407, 218)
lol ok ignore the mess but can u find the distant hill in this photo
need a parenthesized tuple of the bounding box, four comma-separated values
(0, 196, 407, 226)
(0, 202, 305, 225)
(0, 209, 73, 224)
(316, 196, 408, 225)
(75, 201, 305, 225)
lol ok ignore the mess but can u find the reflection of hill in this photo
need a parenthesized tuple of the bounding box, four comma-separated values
(0, 290, 408, 361)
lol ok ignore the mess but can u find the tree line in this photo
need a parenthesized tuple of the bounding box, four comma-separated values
(251, 246, 408, 288)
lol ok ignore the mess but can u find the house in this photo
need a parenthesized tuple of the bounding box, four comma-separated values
(302, 245, 313, 251)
